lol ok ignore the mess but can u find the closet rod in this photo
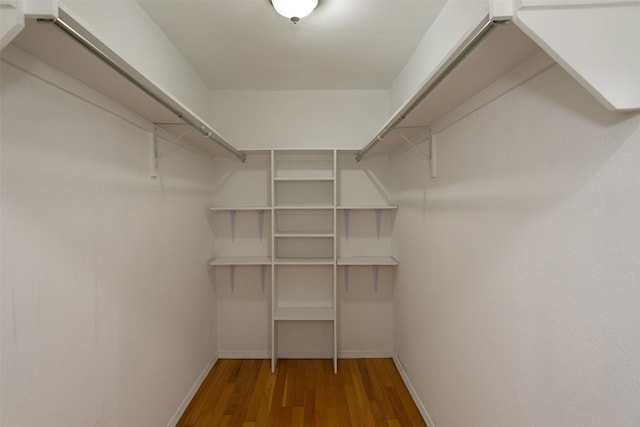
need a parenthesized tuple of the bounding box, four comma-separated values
(38, 17, 247, 163)
(355, 16, 509, 162)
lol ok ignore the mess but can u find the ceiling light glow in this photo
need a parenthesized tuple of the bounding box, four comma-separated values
(271, 0, 319, 24)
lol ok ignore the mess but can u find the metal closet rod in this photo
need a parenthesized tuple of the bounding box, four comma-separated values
(355, 16, 511, 162)
(38, 17, 246, 163)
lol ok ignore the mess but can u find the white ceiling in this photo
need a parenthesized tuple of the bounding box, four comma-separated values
(137, 0, 447, 90)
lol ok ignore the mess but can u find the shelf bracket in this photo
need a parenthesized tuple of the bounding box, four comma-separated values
(230, 265, 236, 292)
(260, 265, 267, 292)
(343, 209, 351, 241)
(344, 265, 350, 292)
(258, 210, 265, 241)
(375, 209, 382, 241)
(397, 128, 437, 178)
(149, 126, 158, 178)
(373, 265, 379, 292)
(229, 210, 236, 241)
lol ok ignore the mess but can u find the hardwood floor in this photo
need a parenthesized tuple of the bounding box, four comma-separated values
(177, 358, 427, 427)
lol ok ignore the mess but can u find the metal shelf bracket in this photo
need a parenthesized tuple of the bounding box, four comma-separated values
(343, 209, 351, 241)
(230, 265, 236, 292)
(149, 126, 158, 178)
(258, 210, 265, 241)
(344, 265, 350, 292)
(229, 210, 236, 241)
(373, 265, 379, 292)
(260, 265, 267, 292)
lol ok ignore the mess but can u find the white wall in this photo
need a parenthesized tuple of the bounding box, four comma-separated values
(0, 61, 217, 426)
(391, 64, 640, 427)
(209, 90, 389, 150)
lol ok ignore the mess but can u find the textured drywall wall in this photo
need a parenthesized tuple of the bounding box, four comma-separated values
(391, 65, 640, 427)
(0, 61, 217, 426)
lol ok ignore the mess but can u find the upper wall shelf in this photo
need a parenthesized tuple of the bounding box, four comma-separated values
(357, 19, 547, 160)
(6, 11, 245, 161)
(358, 2, 640, 161)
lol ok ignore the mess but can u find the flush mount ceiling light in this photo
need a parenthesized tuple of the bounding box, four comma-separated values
(271, 0, 319, 24)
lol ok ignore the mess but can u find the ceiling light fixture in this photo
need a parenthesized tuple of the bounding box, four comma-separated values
(271, 0, 319, 24)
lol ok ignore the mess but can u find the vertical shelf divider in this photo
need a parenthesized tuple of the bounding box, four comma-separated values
(332, 149, 338, 373)
(270, 150, 277, 373)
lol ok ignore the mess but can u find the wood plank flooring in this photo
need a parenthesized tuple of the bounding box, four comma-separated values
(177, 358, 427, 427)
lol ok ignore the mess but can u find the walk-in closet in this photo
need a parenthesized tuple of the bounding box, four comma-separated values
(1, 1, 639, 426)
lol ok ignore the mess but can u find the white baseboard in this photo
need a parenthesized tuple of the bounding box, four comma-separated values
(392, 353, 436, 427)
(167, 353, 218, 427)
(217, 350, 269, 359)
(339, 350, 393, 358)
(216, 350, 393, 359)
(277, 351, 334, 359)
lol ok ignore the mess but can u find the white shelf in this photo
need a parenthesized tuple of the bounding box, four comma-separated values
(337, 205, 398, 210)
(274, 232, 335, 238)
(274, 307, 335, 321)
(273, 205, 334, 210)
(209, 206, 271, 212)
(209, 256, 272, 266)
(274, 258, 335, 265)
(274, 177, 334, 182)
(337, 256, 399, 266)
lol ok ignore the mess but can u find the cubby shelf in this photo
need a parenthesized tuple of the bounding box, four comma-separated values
(273, 258, 335, 265)
(274, 232, 335, 238)
(273, 177, 335, 182)
(274, 307, 335, 321)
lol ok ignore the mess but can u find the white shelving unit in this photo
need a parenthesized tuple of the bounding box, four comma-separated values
(208, 150, 398, 372)
(271, 150, 337, 373)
